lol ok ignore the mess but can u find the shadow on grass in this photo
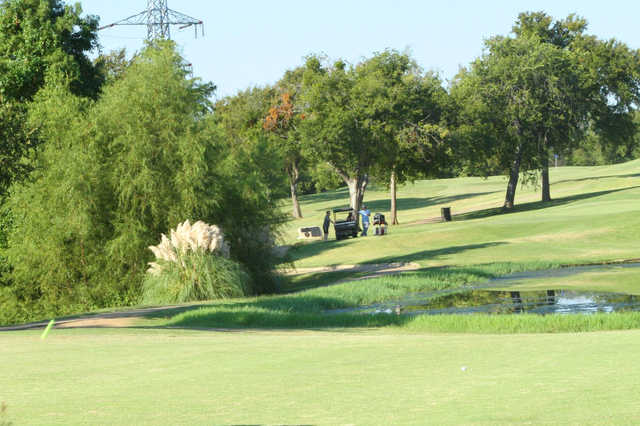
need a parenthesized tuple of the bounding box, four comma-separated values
(298, 187, 349, 205)
(364, 242, 507, 265)
(280, 270, 361, 293)
(456, 186, 640, 221)
(553, 172, 640, 186)
(363, 191, 499, 213)
(288, 237, 506, 267)
(286, 238, 357, 264)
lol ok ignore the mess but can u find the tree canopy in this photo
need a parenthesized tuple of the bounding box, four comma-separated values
(453, 12, 640, 208)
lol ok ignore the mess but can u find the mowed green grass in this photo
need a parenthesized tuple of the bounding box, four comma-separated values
(284, 160, 640, 268)
(2, 328, 640, 425)
(3, 162, 640, 424)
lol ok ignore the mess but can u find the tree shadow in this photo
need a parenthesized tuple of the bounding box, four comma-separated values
(363, 191, 499, 213)
(365, 242, 507, 265)
(553, 172, 640, 186)
(456, 186, 640, 221)
(298, 187, 350, 205)
(285, 238, 359, 264)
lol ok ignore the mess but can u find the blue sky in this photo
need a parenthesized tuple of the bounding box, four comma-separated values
(81, 0, 640, 98)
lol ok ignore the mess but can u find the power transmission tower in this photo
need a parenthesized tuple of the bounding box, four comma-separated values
(99, 0, 204, 41)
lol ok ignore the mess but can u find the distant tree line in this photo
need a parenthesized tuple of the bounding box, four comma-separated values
(1, 1, 639, 323)
(223, 12, 640, 217)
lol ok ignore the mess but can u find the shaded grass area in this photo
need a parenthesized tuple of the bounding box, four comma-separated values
(167, 305, 640, 334)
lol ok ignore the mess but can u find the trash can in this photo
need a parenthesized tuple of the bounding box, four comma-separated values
(441, 207, 452, 222)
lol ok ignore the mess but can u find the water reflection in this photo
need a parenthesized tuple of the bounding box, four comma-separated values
(326, 262, 640, 316)
(330, 289, 640, 316)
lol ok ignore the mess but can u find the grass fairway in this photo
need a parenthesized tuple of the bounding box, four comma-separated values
(2, 328, 640, 424)
(284, 160, 640, 268)
(3, 161, 640, 424)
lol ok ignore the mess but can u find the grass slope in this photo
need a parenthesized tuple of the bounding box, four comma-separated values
(285, 161, 640, 268)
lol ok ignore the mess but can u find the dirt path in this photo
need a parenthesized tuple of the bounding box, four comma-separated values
(0, 305, 188, 331)
(2, 263, 421, 331)
(283, 262, 420, 276)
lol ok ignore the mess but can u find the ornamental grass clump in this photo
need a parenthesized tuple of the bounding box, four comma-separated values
(142, 220, 250, 304)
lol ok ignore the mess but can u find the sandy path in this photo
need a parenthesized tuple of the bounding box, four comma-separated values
(0, 305, 188, 331)
(1, 263, 420, 331)
(283, 262, 420, 276)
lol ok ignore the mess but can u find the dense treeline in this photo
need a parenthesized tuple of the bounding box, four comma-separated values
(0, 1, 285, 324)
(1, 1, 639, 324)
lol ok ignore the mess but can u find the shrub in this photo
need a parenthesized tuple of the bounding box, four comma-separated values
(142, 220, 250, 304)
(142, 251, 249, 304)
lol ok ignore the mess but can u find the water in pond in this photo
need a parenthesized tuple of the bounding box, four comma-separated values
(399, 289, 640, 315)
(328, 262, 640, 316)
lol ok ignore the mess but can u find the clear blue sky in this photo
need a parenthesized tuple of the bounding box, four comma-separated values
(81, 0, 640, 98)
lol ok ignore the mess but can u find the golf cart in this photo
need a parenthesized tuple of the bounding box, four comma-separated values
(332, 207, 359, 240)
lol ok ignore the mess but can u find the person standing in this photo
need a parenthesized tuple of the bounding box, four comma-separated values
(322, 211, 332, 241)
(359, 205, 371, 236)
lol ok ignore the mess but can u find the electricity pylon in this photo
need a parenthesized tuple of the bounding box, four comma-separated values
(99, 0, 204, 40)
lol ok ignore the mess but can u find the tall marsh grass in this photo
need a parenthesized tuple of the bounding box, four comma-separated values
(162, 261, 640, 334)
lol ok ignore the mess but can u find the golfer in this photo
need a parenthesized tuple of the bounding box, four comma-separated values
(322, 211, 332, 240)
(359, 205, 371, 236)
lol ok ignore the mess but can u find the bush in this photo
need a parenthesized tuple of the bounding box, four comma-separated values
(142, 251, 249, 304)
(2, 43, 284, 324)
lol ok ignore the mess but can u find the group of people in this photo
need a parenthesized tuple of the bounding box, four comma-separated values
(323, 205, 385, 240)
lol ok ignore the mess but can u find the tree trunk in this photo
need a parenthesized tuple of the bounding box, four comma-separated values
(541, 156, 551, 202)
(288, 162, 302, 219)
(390, 170, 398, 225)
(345, 174, 368, 212)
(504, 143, 523, 209)
(540, 134, 551, 202)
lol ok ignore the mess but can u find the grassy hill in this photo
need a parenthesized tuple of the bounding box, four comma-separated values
(284, 160, 640, 269)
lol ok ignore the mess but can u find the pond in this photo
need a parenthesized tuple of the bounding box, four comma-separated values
(328, 262, 640, 316)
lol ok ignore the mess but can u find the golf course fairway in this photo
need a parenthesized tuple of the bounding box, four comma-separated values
(2, 160, 640, 424)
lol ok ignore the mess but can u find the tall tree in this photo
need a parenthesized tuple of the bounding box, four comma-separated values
(454, 13, 640, 208)
(300, 56, 382, 211)
(264, 67, 307, 219)
(0, 0, 102, 194)
(453, 36, 551, 208)
(214, 86, 288, 203)
(3, 43, 284, 323)
(360, 50, 450, 224)
(512, 12, 640, 202)
(0, 0, 102, 100)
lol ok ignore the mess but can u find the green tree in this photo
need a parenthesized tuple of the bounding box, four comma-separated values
(300, 56, 382, 211)
(0, 100, 32, 197)
(0, 0, 104, 294)
(2, 43, 284, 323)
(512, 12, 640, 201)
(359, 50, 450, 224)
(94, 48, 131, 85)
(0, 0, 102, 100)
(454, 13, 640, 208)
(452, 36, 546, 208)
(263, 66, 308, 218)
(454, 32, 592, 208)
(214, 86, 289, 203)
